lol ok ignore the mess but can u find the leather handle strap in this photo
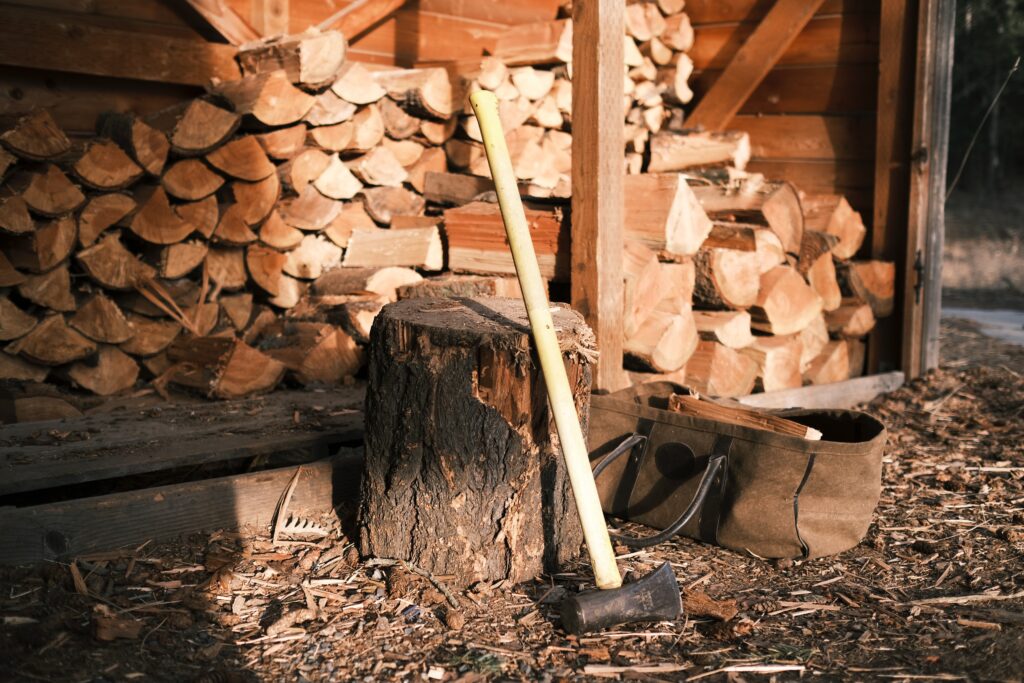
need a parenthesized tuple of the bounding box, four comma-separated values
(592, 434, 730, 549)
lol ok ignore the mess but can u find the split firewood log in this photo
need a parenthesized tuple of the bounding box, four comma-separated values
(798, 313, 829, 372)
(98, 112, 169, 176)
(750, 266, 824, 336)
(624, 296, 698, 373)
(346, 105, 386, 153)
(837, 261, 895, 318)
(802, 194, 866, 260)
(118, 278, 197, 318)
(69, 293, 136, 344)
(372, 67, 455, 119)
(740, 334, 804, 392)
(313, 295, 388, 344)
(67, 346, 139, 396)
(313, 154, 362, 200)
(804, 340, 849, 386)
(230, 174, 280, 225)
(648, 131, 751, 173)
(278, 148, 331, 191)
(395, 274, 522, 301)
(0, 352, 49, 382)
(220, 293, 253, 330)
(160, 240, 209, 279)
(826, 300, 877, 338)
(15, 166, 85, 216)
(1, 110, 72, 160)
(405, 147, 446, 194)
(0, 296, 37, 341)
(161, 159, 225, 200)
(662, 10, 693, 49)
(0, 193, 33, 236)
(846, 338, 866, 378)
(125, 186, 195, 244)
(360, 186, 425, 226)
(77, 233, 157, 289)
(323, 202, 375, 248)
(279, 185, 342, 230)
(168, 99, 241, 155)
(255, 124, 307, 160)
(379, 97, 420, 139)
(693, 310, 754, 349)
(657, 53, 695, 105)
(491, 19, 572, 66)
(7, 314, 96, 365)
(73, 140, 144, 190)
(212, 204, 258, 246)
(331, 62, 387, 105)
(423, 171, 494, 206)
(313, 266, 422, 302)
(119, 314, 181, 357)
(342, 226, 443, 271)
(206, 247, 248, 290)
(624, 174, 713, 256)
(308, 121, 354, 151)
(262, 321, 363, 385)
(214, 70, 315, 126)
(246, 244, 287, 296)
(167, 336, 286, 398)
(419, 117, 458, 145)
(305, 90, 358, 127)
(0, 147, 13, 181)
(259, 210, 304, 250)
(206, 136, 275, 181)
(267, 273, 307, 309)
(176, 195, 219, 239)
(18, 266, 75, 311)
(3, 215, 76, 273)
(0, 250, 26, 287)
(444, 201, 566, 280)
(282, 234, 343, 279)
(693, 247, 761, 309)
(236, 29, 346, 88)
(686, 341, 759, 398)
(622, 240, 661, 339)
(351, 147, 408, 187)
(694, 181, 804, 255)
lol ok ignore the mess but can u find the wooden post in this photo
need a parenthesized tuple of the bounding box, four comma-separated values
(572, 0, 624, 392)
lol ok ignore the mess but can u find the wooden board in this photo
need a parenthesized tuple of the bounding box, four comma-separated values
(736, 370, 904, 410)
(0, 449, 362, 565)
(685, 0, 878, 25)
(0, 386, 365, 497)
(736, 114, 875, 161)
(691, 65, 879, 115)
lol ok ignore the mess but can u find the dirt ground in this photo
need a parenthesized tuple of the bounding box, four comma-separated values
(1, 317, 1023, 683)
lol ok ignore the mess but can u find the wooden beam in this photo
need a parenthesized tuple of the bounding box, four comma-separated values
(571, 0, 624, 392)
(737, 371, 905, 410)
(318, 0, 407, 40)
(185, 0, 261, 45)
(251, 0, 290, 36)
(0, 450, 362, 566)
(0, 6, 240, 86)
(686, 0, 827, 131)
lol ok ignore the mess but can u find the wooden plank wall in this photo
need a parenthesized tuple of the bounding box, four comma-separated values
(687, 0, 880, 216)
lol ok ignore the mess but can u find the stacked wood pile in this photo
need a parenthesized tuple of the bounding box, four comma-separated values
(0, 3, 895, 402)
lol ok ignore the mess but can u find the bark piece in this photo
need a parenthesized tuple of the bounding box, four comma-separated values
(8, 315, 95, 365)
(67, 346, 139, 395)
(837, 261, 896, 318)
(740, 334, 804, 392)
(359, 297, 587, 588)
(206, 247, 248, 290)
(19, 166, 85, 216)
(160, 240, 209, 278)
(313, 266, 422, 301)
(283, 234, 342, 279)
(624, 174, 713, 256)
(18, 266, 75, 311)
(78, 233, 158, 289)
(98, 113, 169, 175)
(331, 62, 387, 105)
(648, 131, 751, 173)
(372, 67, 455, 119)
(342, 226, 443, 271)
(0, 296, 37, 341)
(804, 340, 850, 386)
(255, 124, 307, 160)
(73, 141, 144, 190)
(119, 314, 181, 357)
(1, 110, 71, 160)
(237, 30, 347, 88)
(693, 310, 754, 349)
(128, 186, 196, 245)
(169, 99, 241, 155)
(167, 336, 285, 398)
(669, 398, 818, 442)
(259, 210, 303, 250)
(826, 301, 877, 338)
(78, 193, 136, 247)
(750, 266, 825, 336)
(161, 159, 224, 200)
(70, 293, 135, 344)
(360, 187, 425, 226)
(214, 70, 315, 126)
(313, 154, 362, 200)
(206, 136, 275, 181)
(693, 247, 761, 310)
(685, 341, 759, 398)
(0, 195, 33, 236)
(423, 172, 494, 206)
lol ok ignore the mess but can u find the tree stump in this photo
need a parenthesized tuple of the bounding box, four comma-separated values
(359, 297, 593, 588)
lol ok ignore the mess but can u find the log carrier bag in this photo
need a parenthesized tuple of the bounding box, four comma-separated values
(588, 382, 886, 559)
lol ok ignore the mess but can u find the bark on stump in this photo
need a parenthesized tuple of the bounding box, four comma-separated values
(359, 297, 592, 588)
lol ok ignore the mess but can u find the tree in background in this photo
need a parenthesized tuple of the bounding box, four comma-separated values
(949, 0, 1023, 195)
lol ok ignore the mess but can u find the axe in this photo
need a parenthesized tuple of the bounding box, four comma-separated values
(469, 91, 681, 633)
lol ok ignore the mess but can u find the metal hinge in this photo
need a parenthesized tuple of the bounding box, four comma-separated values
(913, 250, 925, 304)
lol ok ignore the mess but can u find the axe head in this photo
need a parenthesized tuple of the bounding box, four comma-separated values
(559, 561, 681, 634)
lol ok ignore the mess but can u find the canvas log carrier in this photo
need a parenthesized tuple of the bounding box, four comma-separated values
(588, 382, 887, 559)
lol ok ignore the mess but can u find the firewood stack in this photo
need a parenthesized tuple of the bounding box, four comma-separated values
(0, 3, 896, 402)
